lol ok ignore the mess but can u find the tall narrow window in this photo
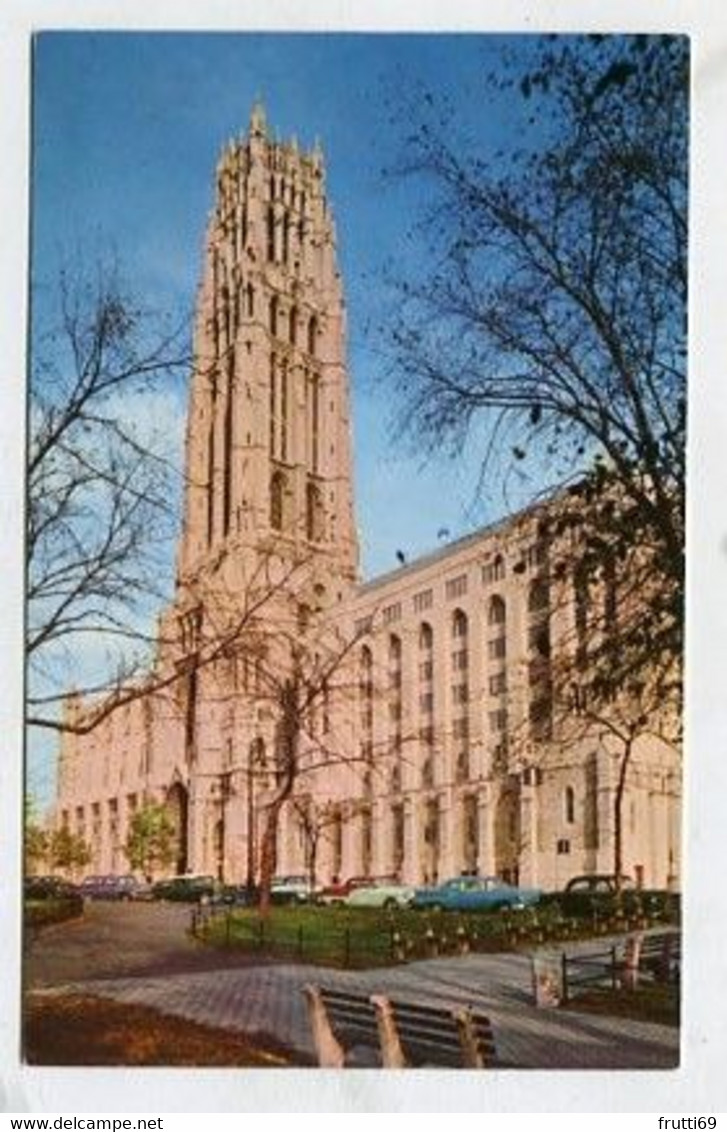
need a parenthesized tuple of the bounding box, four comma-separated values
(267, 206, 275, 261)
(565, 786, 575, 824)
(306, 480, 323, 542)
(310, 374, 320, 472)
(308, 315, 317, 357)
(206, 422, 215, 546)
(280, 360, 288, 462)
(269, 354, 276, 456)
(246, 283, 254, 318)
(269, 295, 278, 337)
(223, 382, 233, 537)
(289, 306, 297, 346)
(282, 212, 290, 263)
(270, 471, 284, 531)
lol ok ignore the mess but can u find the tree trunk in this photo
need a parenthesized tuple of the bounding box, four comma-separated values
(613, 737, 634, 895)
(256, 676, 300, 917)
(258, 797, 285, 918)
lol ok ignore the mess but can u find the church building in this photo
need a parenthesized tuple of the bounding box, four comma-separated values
(55, 107, 681, 893)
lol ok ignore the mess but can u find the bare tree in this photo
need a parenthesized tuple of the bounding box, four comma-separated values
(388, 35, 687, 694)
(27, 259, 190, 730)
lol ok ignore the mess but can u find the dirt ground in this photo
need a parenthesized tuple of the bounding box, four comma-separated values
(23, 992, 310, 1067)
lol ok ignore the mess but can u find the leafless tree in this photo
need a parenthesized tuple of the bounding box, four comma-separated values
(27, 258, 190, 730)
(388, 35, 687, 696)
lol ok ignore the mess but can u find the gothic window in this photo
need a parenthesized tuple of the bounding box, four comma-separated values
(206, 421, 215, 546)
(267, 205, 275, 261)
(574, 562, 591, 668)
(269, 295, 278, 337)
(308, 315, 318, 357)
(310, 375, 320, 472)
(246, 283, 254, 318)
(270, 471, 285, 531)
(269, 354, 276, 456)
(306, 479, 324, 542)
(488, 595, 506, 626)
(452, 608, 468, 639)
(565, 785, 575, 824)
(456, 750, 470, 784)
(282, 212, 290, 263)
(280, 360, 289, 462)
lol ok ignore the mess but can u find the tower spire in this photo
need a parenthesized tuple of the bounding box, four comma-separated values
(250, 96, 266, 138)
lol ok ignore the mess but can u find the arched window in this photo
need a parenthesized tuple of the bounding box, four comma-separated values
(308, 315, 317, 357)
(488, 595, 506, 626)
(269, 295, 278, 337)
(389, 634, 402, 666)
(419, 622, 433, 651)
(565, 786, 575, 824)
(452, 608, 468, 639)
(270, 471, 285, 531)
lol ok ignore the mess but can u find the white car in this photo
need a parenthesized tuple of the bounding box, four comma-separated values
(270, 875, 314, 904)
(344, 878, 416, 909)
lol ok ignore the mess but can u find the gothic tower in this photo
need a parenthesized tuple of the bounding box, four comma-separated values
(177, 102, 359, 598)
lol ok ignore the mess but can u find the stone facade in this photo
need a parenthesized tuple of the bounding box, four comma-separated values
(55, 108, 681, 893)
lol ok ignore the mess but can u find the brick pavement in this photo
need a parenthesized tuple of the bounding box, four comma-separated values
(27, 904, 679, 1069)
(48, 951, 678, 1069)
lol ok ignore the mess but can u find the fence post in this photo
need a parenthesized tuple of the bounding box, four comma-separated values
(561, 952, 569, 1004)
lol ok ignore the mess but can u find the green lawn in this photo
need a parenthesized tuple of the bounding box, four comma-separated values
(196, 901, 669, 969)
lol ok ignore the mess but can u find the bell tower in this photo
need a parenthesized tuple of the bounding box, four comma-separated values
(177, 103, 359, 595)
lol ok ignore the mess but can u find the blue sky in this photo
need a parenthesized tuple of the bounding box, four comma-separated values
(28, 31, 550, 805)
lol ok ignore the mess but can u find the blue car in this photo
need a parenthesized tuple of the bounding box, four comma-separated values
(412, 875, 541, 912)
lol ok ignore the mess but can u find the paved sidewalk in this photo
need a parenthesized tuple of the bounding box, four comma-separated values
(49, 950, 679, 1070)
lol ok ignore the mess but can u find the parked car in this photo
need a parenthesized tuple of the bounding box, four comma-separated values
(412, 875, 541, 912)
(564, 874, 635, 895)
(316, 876, 377, 905)
(24, 875, 79, 901)
(344, 878, 416, 909)
(211, 883, 257, 907)
(270, 875, 314, 905)
(79, 874, 141, 901)
(558, 874, 645, 918)
(152, 874, 217, 902)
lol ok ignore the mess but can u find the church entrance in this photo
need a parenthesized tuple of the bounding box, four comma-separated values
(166, 782, 189, 876)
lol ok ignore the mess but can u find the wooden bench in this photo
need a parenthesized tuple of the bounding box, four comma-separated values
(638, 931, 680, 984)
(303, 984, 497, 1068)
(619, 930, 680, 989)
